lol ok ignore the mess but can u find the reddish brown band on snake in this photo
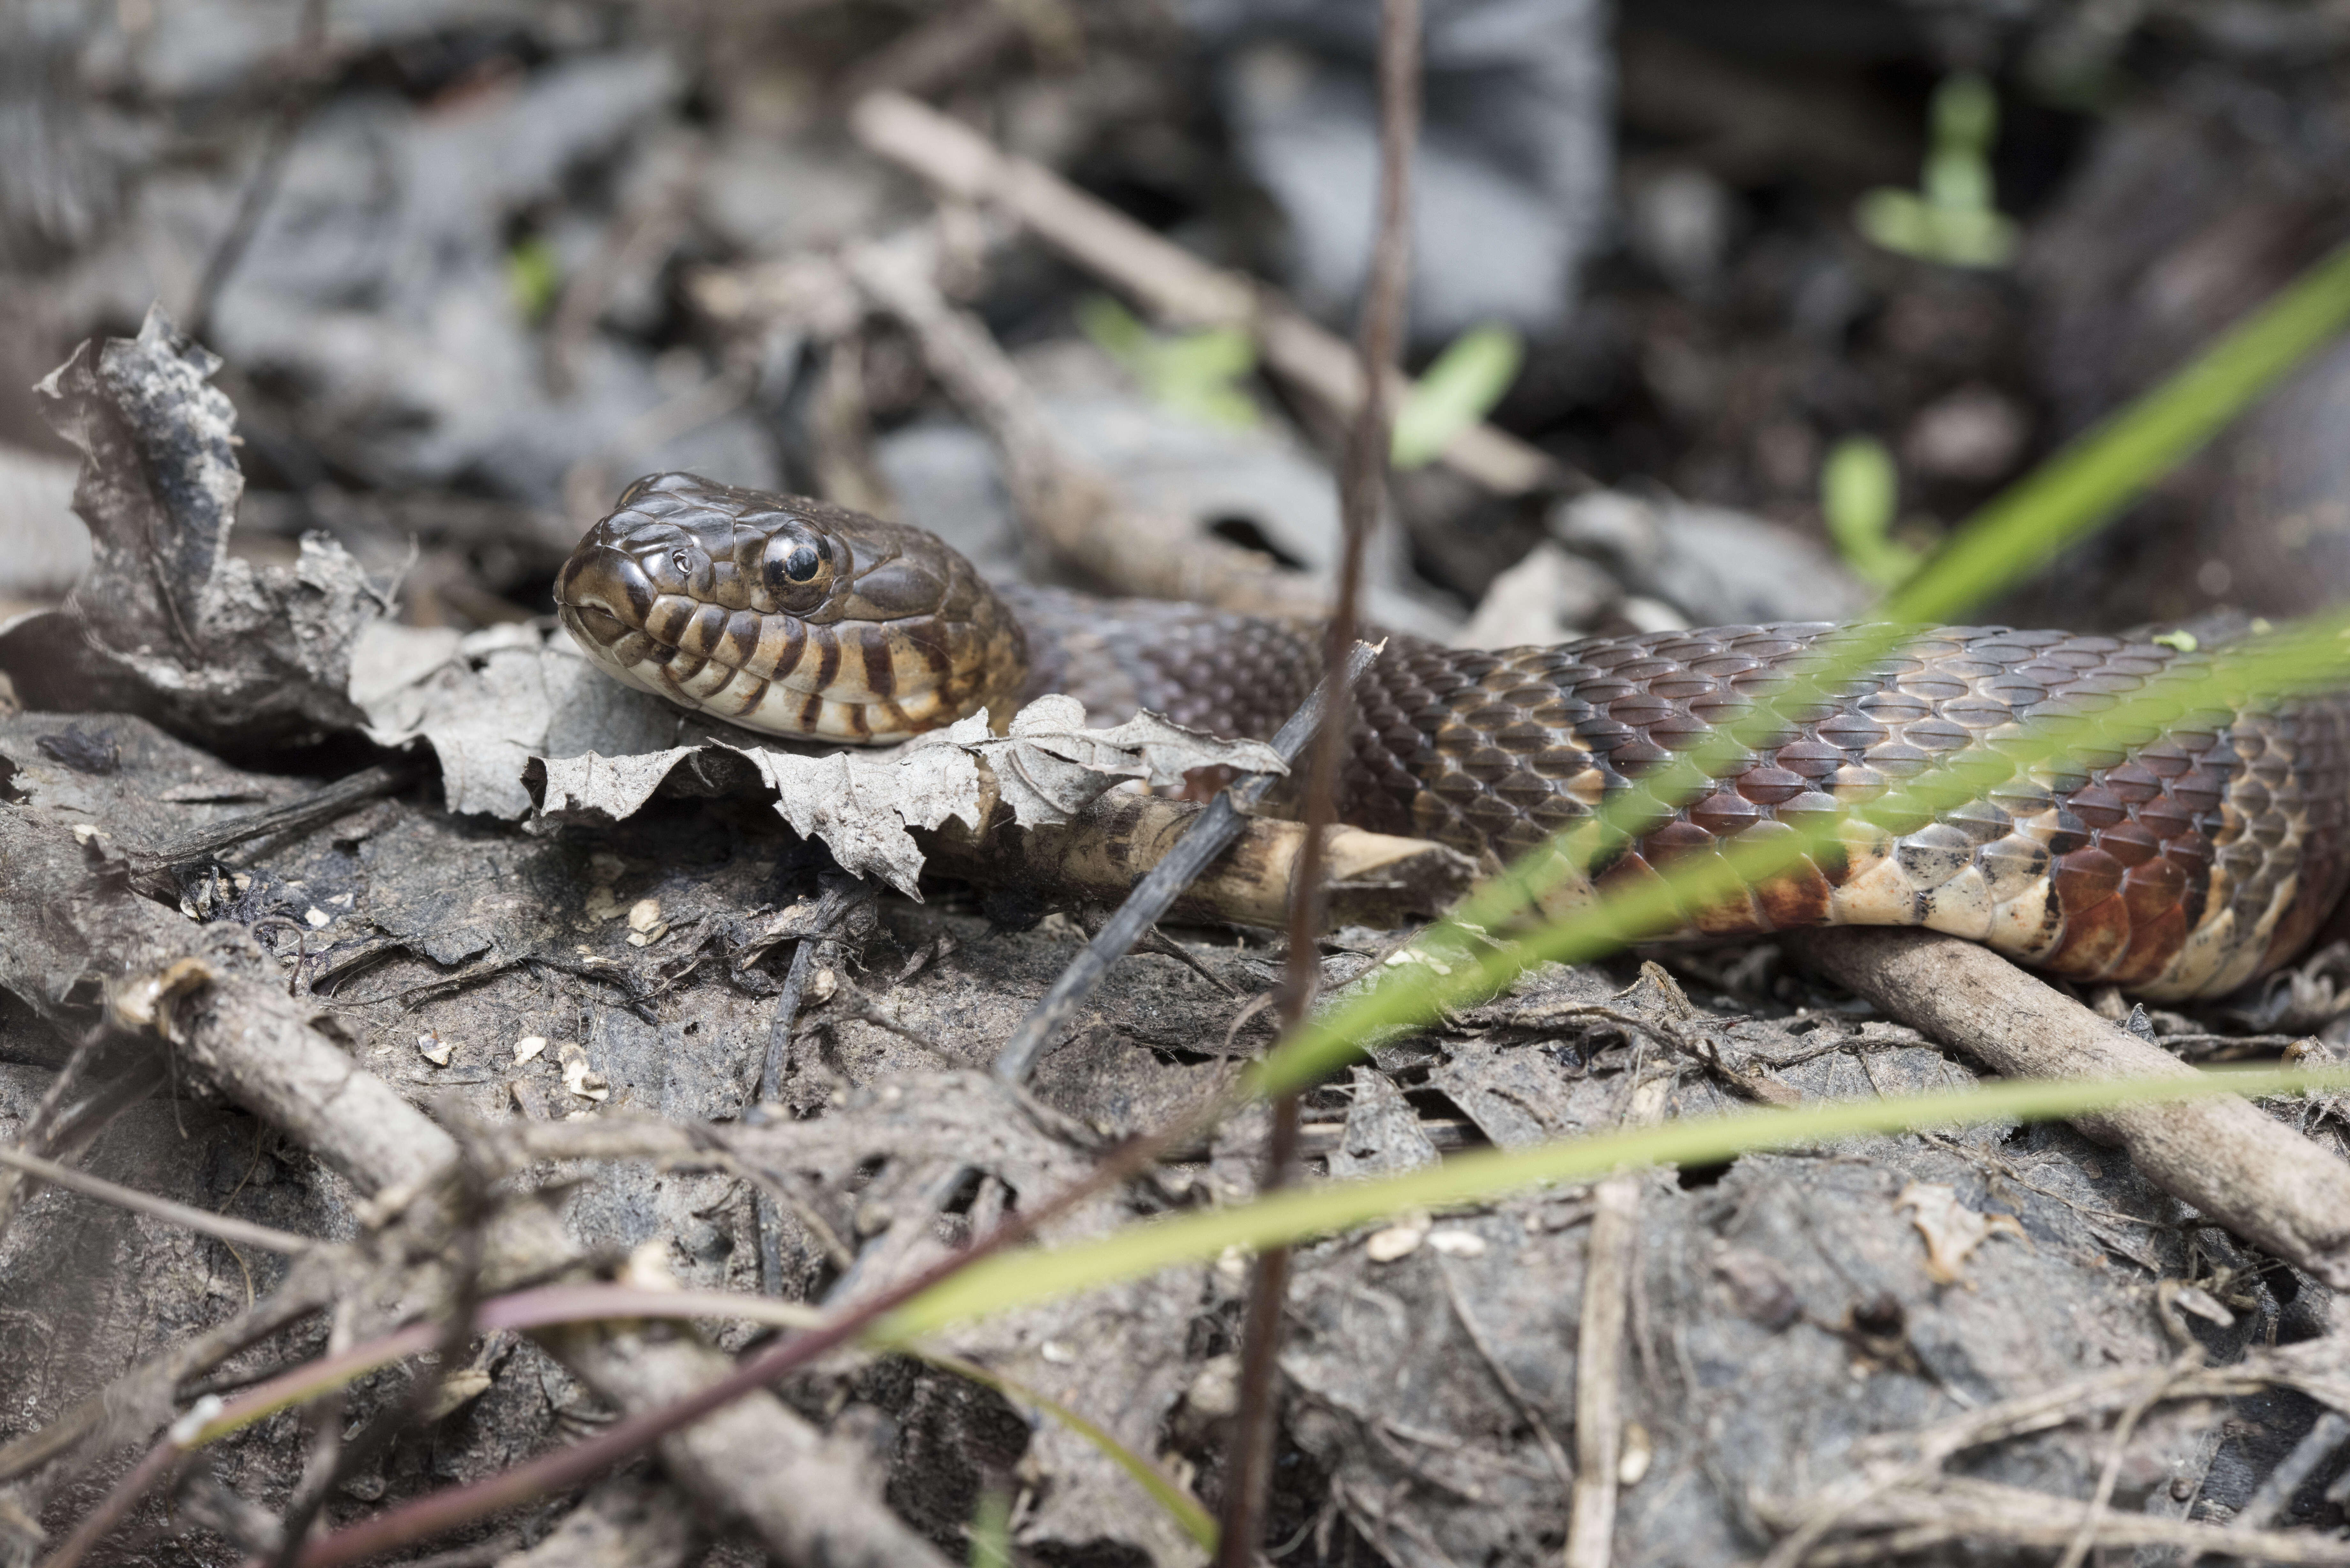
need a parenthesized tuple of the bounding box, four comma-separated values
(555, 472, 2350, 1001)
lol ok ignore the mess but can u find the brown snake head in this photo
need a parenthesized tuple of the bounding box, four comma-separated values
(555, 472, 1027, 743)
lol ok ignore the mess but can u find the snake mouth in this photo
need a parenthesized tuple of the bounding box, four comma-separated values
(555, 553, 971, 744)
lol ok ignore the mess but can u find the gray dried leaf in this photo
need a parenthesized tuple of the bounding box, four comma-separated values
(352, 624, 1275, 898)
(969, 693, 1286, 827)
(27, 307, 384, 739)
(354, 621, 625, 818)
(736, 713, 991, 896)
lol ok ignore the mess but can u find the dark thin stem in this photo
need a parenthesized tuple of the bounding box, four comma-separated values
(187, 0, 330, 344)
(125, 761, 422, 899)
(0, 1144, 314, 1255)
(753, 882, 860, 1295)
(1220, 1, 1419, 1560)
(992, 639, 1382, 1085)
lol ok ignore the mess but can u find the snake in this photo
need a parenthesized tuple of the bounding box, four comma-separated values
(554, 472, 2350, 1002)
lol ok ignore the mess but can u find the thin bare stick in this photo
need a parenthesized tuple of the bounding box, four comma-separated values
(1221, 5, 1420, 1562)
(288, 1102, 1232, 1565)
(836, 233, 1333, 621)
(754, 882, 862, 1294)
(123, 760, 422, 900)
(1564, 1074, 1672, 1568)
(0, 1143, 315, 1255)
(848, 89, 1568, 497)
(922, 785, 1469, 931)
(2054, 1349, 2202, 1568)
(992, 639, 1380, 1083)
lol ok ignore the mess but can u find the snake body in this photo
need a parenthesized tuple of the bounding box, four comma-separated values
(556, 473, 2350, 1001)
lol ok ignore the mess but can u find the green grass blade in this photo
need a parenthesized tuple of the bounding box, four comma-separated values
(1239, 234, 2350, 1096)
(1882, 239, 2350, 624)
(1393, 323, 1523, 468)
(1249, 609, 2350, 1100)
(883, 1064, 2350, 1337)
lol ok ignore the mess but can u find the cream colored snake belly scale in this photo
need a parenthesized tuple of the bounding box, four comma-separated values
(555, 472, 2350, 1002)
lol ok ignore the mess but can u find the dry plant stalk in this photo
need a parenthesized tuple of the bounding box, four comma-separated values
(1221, 2, 1423, 1559)
(0, 802, 948, 1565)
(1565, 1074, 1671, 1568)
(923, 784, 1473, 931)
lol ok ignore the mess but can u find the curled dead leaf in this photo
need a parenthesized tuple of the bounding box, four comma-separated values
(1896, 1181, 2026, 1285)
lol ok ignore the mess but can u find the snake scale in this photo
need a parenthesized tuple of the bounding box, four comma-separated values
(555, 472, 2350, 1001)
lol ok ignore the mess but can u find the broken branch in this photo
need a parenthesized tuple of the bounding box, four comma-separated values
(1783, 926, 2350, 1286)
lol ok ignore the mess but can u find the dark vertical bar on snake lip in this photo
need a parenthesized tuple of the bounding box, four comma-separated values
(989, 639, 1382, 1085)
(1222, 2, 1421, 1564)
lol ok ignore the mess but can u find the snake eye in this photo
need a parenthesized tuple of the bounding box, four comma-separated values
(762, 532, 831, 597)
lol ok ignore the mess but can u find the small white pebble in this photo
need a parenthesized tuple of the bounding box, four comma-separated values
(627, 897, 663, 933)
(168, 1394, 226, 1448)
(563, 1056, 610, 1102)
(1039, 1340, 1075, 1365)
(1427, 1229, 1487, 1258)
(513, 1035, 548, 1065)
(416, 1031, 453, 1067)
(1618, 1422, 1654, 1486)
(808, 968, 838, 1003)
(1366, 1215, 1431, 1263)
(72, 824, 100, 846)
(304, 907, 331, 929)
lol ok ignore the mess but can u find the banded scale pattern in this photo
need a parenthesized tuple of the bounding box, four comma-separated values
(554, 473, 1026, 743)
(1005, 596, 2350, 1000)
(558, 476, 2350, 999)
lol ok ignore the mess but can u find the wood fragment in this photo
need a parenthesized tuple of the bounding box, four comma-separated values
(992, 641, 1380, 1082)
(122, 759, 421, 901)
(1565, 1074, 1671, 1568)
(848, 90, 1574, 498)
(1783, 927, 2350, 1287)
(921, 784, 1475, 933)
(545, 1327, 951, 1568)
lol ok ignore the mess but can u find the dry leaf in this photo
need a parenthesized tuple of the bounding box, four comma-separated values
(353, 625, 1288, 898)
(1896, 1182, 2026, 1284)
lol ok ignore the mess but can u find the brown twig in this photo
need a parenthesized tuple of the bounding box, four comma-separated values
(2053, 1348, 2204, 1568)
(0, 1029, 167, 1245)
(123, 760, 422, 900)
(847, 89, 1570, 497)
(922, 784, 1470, 931)
(1563, 1074, 1671, 1568)
(1783, 927, 2350, 1286)
(269, 1155, 489, 1568)
(753, 881, 866, 1293)
(1220, 5, 1420, 1561)
(835, 231, 1335, 620)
